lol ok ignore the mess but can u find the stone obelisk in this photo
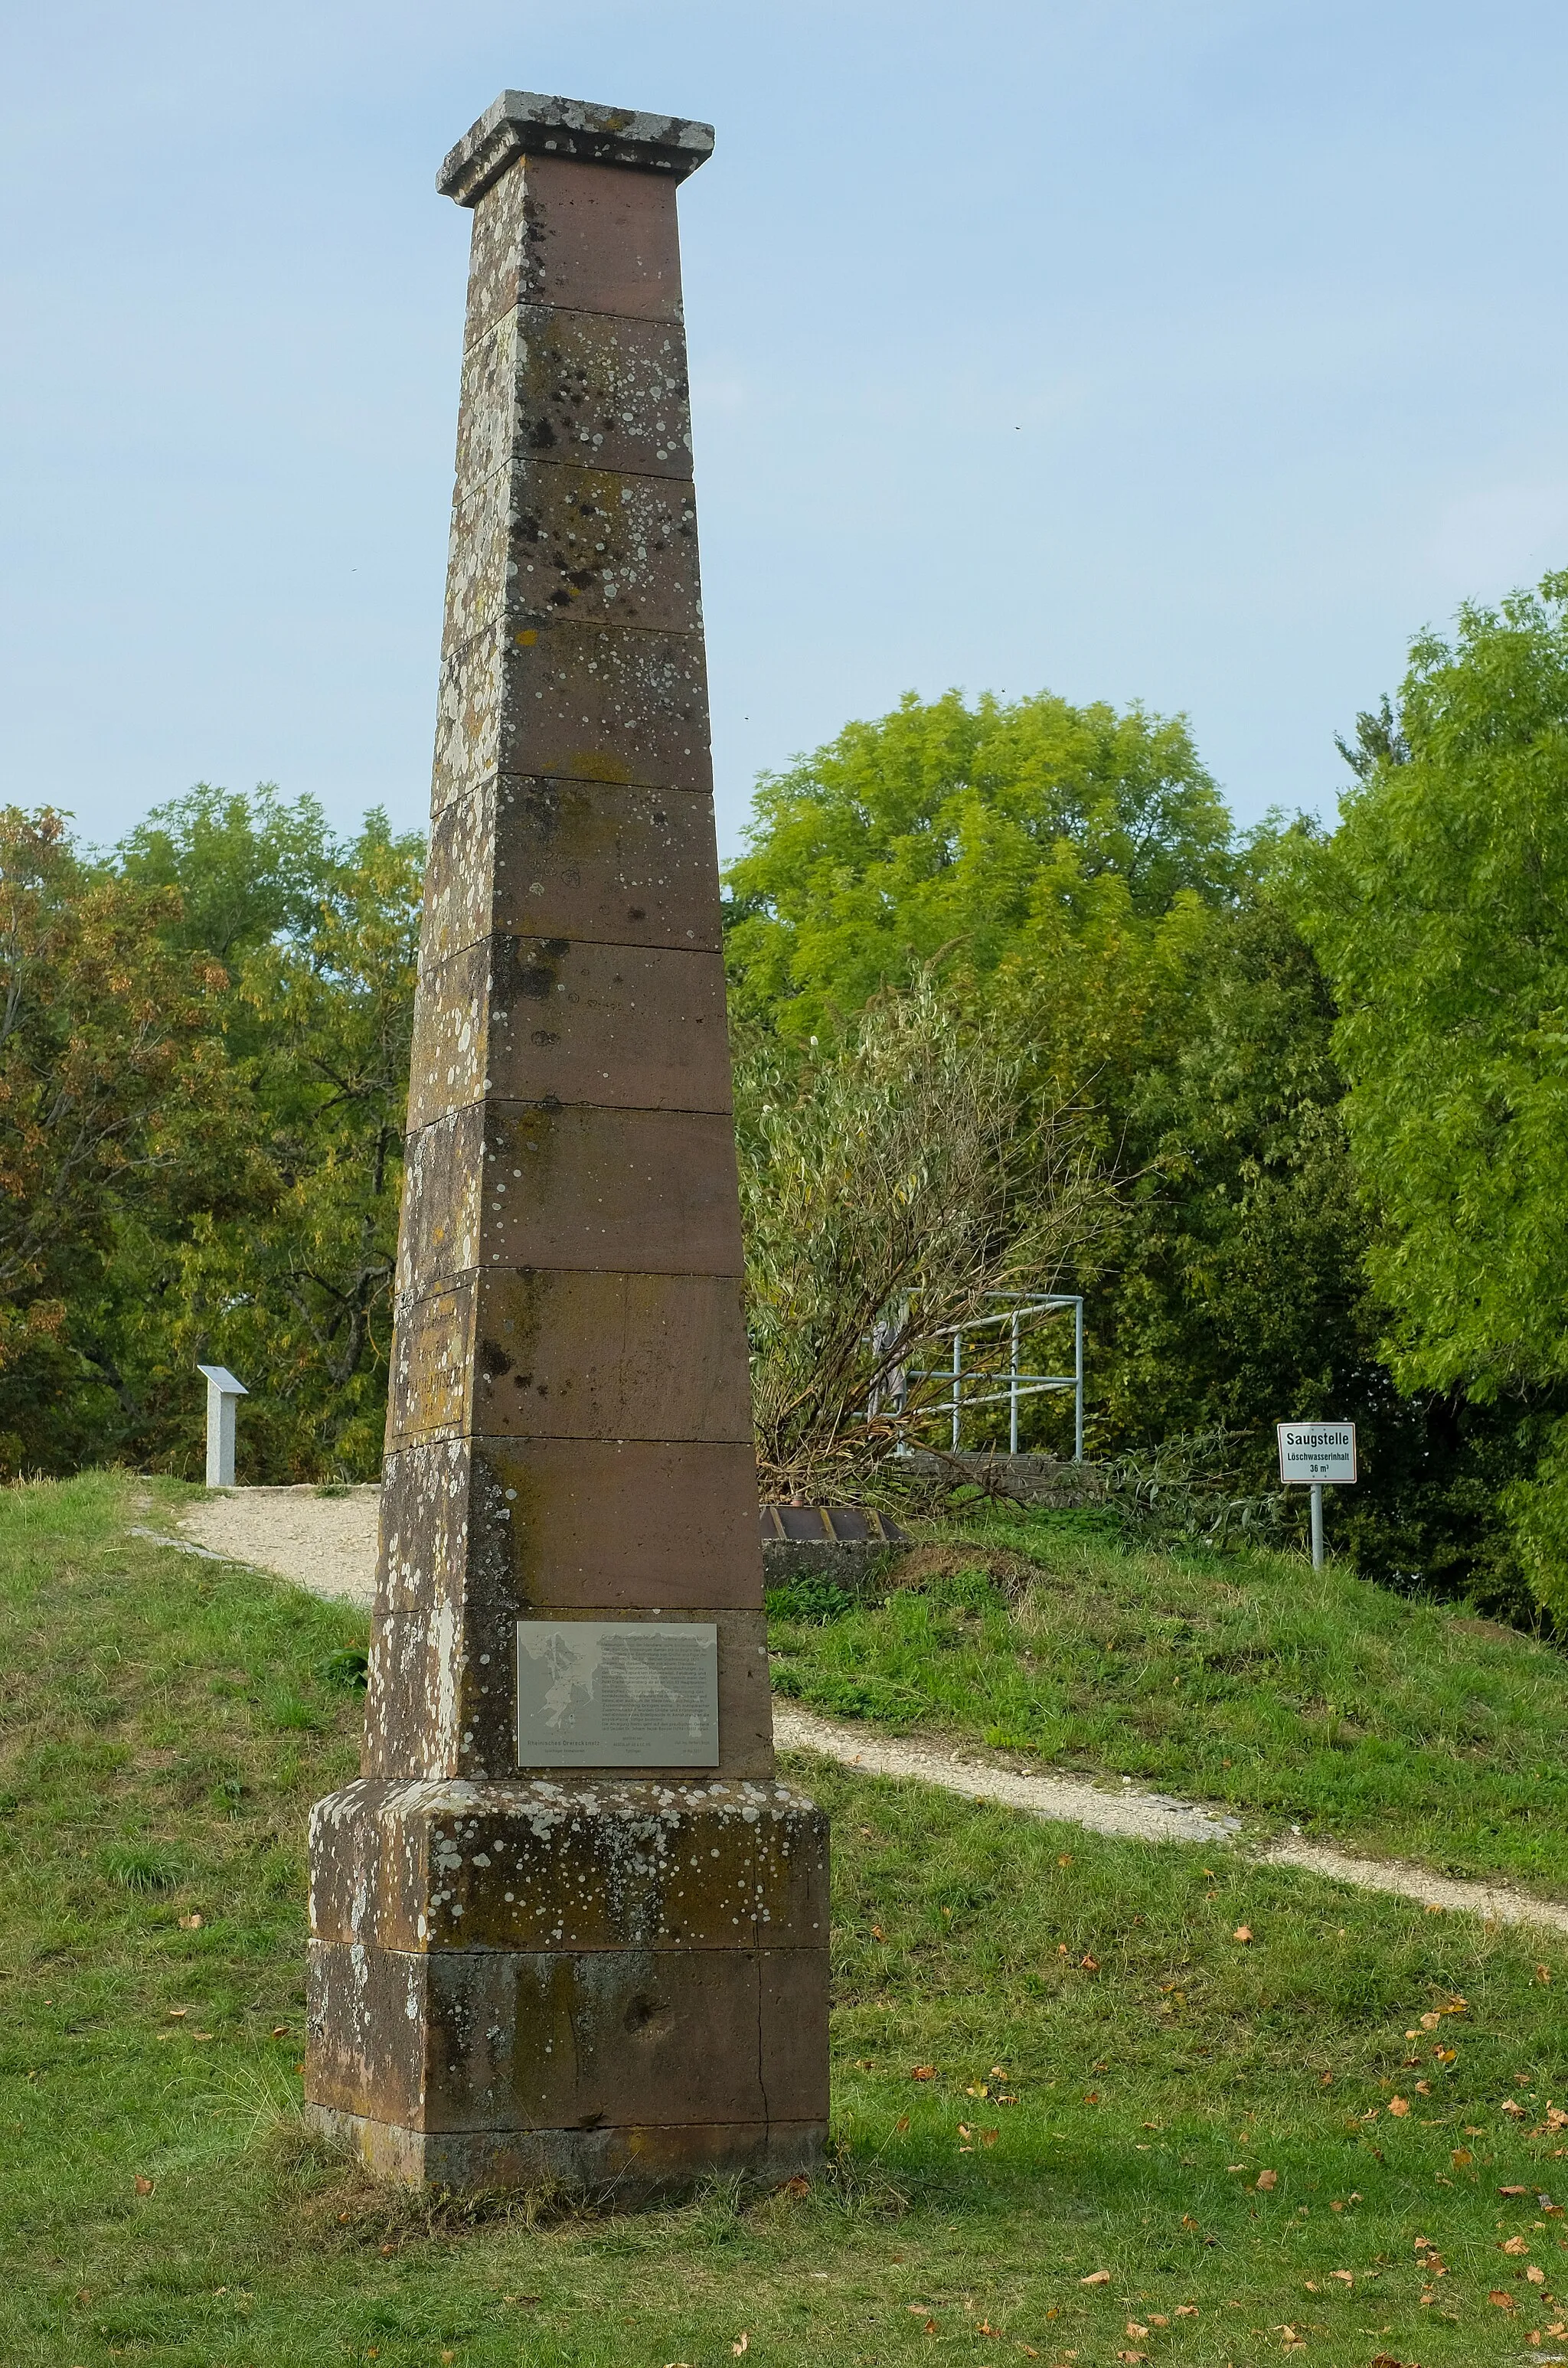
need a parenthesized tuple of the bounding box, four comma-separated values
(303, 91, 829, 2193)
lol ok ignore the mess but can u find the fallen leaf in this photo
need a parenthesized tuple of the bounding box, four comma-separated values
(911, 2065, 936, 2081)
(871, 1926, 886, 1942)
(1503, 2236, 1531, 2255)
(178, 1912, 203, 1930)
(165, 2007, 187, 2020)
(133, 2175, 153, 2197)
(982, 2128, 998, 2147)
(1319, 2071, 1333, 2085)
(1126, 2322, 1149, 2339)
(1420, 2010, 1442, 2029)
(1233, 1925, 1253, 1944)
(1082, 2269, 1111, 2286)
(1256, 2169, 1278, 2190)
(1452, 2148, 1472, 2167)
(1489, 2289, 1517, 2310)
(1501, 2184, 1530, 2196)
(1080, 1955, 1099, 1971)
(1388, 2096, 1411, 2116)
(1174, 2304, 1197, 2315)
(733, 2339, 750, 2357)
(1528, 2265, 1547, 2284)
(1503, 2099, 1527, 2118)
(1084, 2092, 1100, 2105)
(1018, 2349, 1040, 2360)
(270, 2024, 288, 2039)
(779, 2174, 812, 2199)
(895, 2115, 910, 2134)
(1538, 1965, 1553, 1984)
(1058, 1854, 1073, 1866)
(976, 2321, 997, 2336)
(1331, 2270, 1354, 2286)
(1414, 2079, 1431, 2095)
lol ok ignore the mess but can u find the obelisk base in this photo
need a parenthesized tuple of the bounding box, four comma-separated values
(304, 1776, 830, 2198)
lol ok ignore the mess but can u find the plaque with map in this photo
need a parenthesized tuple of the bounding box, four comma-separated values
(514, 1619, 720, 1769)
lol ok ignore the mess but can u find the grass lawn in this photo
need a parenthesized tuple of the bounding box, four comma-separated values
(5, 1474, 1568, 2367)
(767, 1512, 1568, 1895)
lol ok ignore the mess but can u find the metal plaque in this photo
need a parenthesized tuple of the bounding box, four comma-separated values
(514, 1619, 720, 1769)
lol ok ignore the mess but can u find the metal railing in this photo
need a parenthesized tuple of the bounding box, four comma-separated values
(871, 1292, 1085, 1460)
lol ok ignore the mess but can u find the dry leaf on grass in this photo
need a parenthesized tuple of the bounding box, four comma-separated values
(1489, 2289, 1517, 2310)
(1233, 1925, 1253, 1944)
(1081, 2269, 1111, 2286)
(911, 2065, 936, 2081)
(1256, 2169, 1278, 2190)
(133, 2176, 153, 2197)
(733, 2338, 750, 2357)
(1452, 2147, 1472, 2167)
(1388, 2096, 1411, 2116)
(178, 1912, 202, 1930)
(1502, 2236, 1530, 2255)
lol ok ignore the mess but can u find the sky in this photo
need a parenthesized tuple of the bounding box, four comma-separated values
(3, 0, 1566, 862)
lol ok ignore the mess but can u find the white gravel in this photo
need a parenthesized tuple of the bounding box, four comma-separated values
(177, 1485, 379, 1607)
(162, 1487, 1568, 1936)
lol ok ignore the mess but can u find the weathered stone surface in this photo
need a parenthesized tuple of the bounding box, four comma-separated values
(423, 776, 719, 966)
(404, 936, 732, 1131)
(304, 2108, 825, 2200)
(398, 1102, 744, 1285)
(455, 309, 694, 490)
(305, 87, 828, 2194)
(387, 1269, 753, 1450)
(309, 1940, 828, 2130)
(460, 152, 689, 345)
(431, 619, 712, 813)
(376, 1436, 766, 1614)
(444, 461, 701, 645)
(309, 1778, 828, 1953)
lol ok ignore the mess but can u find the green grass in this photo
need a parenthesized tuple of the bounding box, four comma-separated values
(767, 1512, 1568, 1894)
(5, 1474, 1568, 2365)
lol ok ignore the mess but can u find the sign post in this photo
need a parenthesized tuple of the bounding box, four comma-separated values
(1276, 1421, 1357, 1569)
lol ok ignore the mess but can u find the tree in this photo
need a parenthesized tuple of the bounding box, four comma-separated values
(735, 973, 1111, 1491)
(100, 792, 424, 1480)
(1302, 573, 1568, 1614)
(724, 687, 1234, 1065)
(0, 808, 230, 1475)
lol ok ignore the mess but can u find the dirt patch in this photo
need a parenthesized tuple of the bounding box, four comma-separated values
(884, 1542, 1044, 1600)
(1449, 1614, 1529, 1646)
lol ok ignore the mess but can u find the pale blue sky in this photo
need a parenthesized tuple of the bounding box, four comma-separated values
(2, 1, 1565, 860)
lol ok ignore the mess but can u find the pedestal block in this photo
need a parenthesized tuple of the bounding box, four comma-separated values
(303, 88, 830, 2196)
(307, 1778, 828, 2192)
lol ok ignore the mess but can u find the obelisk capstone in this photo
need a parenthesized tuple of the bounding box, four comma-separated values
(303, 90, 830, 2193)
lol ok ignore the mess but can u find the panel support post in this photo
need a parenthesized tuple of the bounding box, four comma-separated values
(196, 1364, 247, 1489)
(302, 89, 829, 2198)
(1310, 1482, 1325, 1570)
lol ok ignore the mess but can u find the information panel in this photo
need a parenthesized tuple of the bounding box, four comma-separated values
(1276, 1422, 1357, 1485)
(514, 1620, 720, 1769)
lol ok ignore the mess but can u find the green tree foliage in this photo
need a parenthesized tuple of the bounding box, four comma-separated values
(0, 791, 422, 1482)
(724, 688, 1233, 1085)
(0, 809, 230, 1475)
(1302, 573, 1568, 1614)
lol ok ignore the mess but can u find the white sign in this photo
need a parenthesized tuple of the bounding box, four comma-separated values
(1276, 1422, 1357, 1486)
(515, 1620, 720, 1769)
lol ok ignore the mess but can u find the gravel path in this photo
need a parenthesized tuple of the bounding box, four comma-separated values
(774, 1703, 1568, 1936)
(165, 1489, 1568, 1936)
(178, 1486, 379, 1607)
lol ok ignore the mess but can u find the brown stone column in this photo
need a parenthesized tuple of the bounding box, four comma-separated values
(303, 90, 829, 2195)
